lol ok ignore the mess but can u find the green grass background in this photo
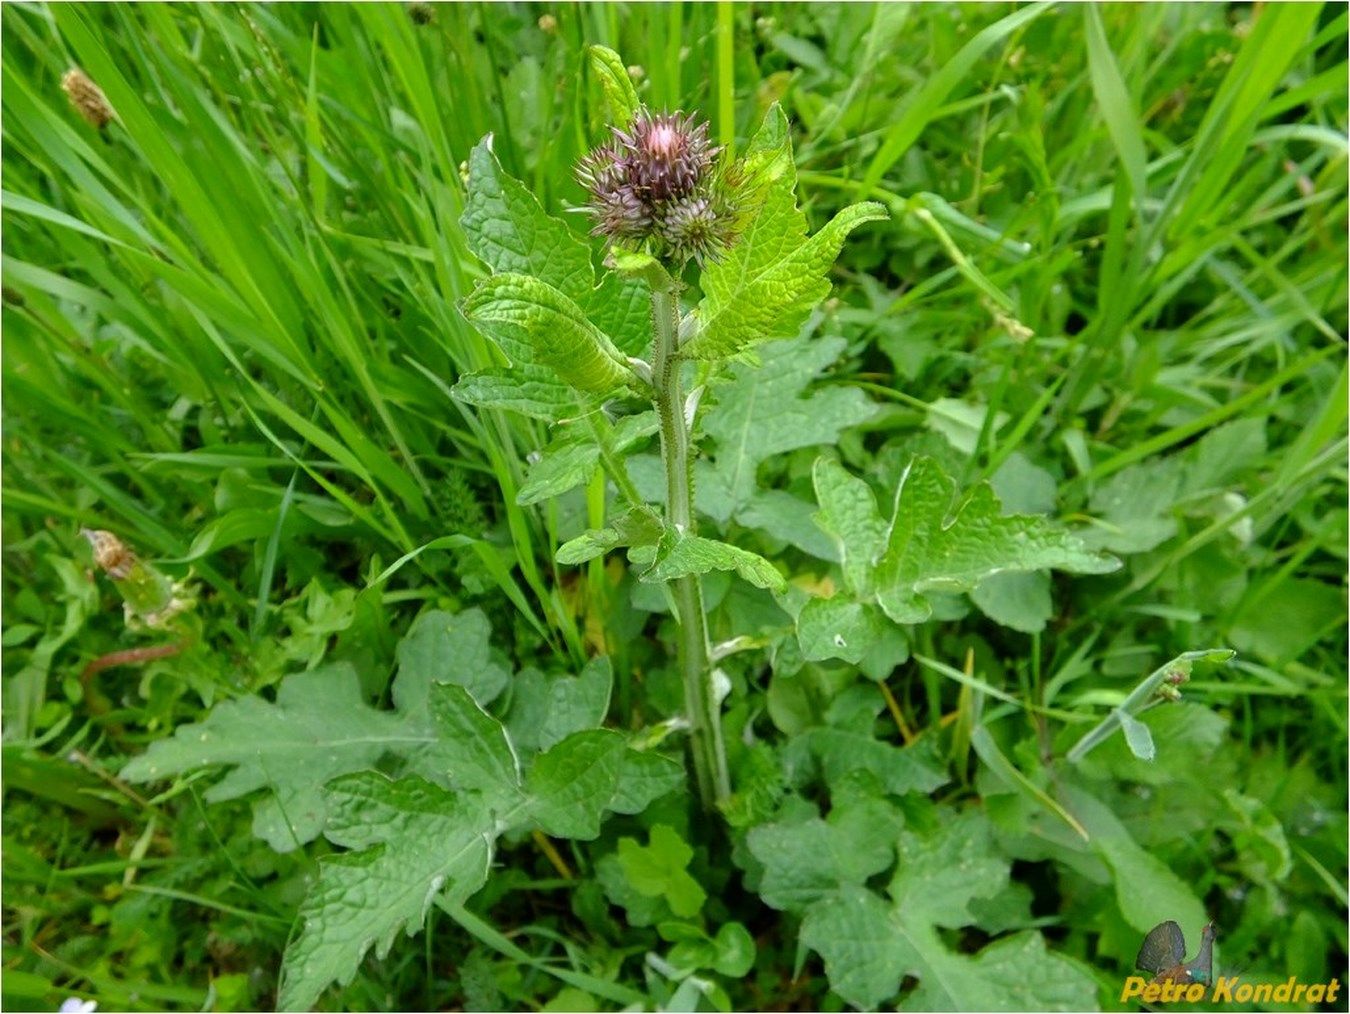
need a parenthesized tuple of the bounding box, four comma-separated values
(2, 3, 1346, 1011)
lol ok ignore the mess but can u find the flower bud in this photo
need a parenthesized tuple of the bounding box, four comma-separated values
(658, 195, 723, 263)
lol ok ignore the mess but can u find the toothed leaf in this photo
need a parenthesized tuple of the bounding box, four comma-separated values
(795, 813, 1097, 1010)
(277, 772, 498, 1011)
(682, 108, 885, 361)
(642, 531, 786, 592)
(461, 273, 633, 395)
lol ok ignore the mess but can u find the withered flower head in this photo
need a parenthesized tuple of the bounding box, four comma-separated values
(80, 528, 193, 630)
(577, 107, 743, 265)
(61, 68, 114, 130)
(82, 528, 137, 580)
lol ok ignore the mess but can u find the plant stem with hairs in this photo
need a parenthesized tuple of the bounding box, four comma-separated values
(575, 107, 745, 810)
(651, 282, 729, 808)
(508, 79, 883, 815)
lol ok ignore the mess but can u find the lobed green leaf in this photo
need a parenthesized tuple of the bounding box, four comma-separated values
(505, 657, 613, 756)
(278, 772, 497, 1011)
(747, 797, 901, 912)
(527, 730, 628, 840)
(516, 434, 602, 507)
(272, 681, 679, 1009)
(684, 201, 887, 361)
(784, 728, 948, 798)
(454, 140, 650, 420)
(616, 825, 706, 918)
(611, 751, 685, 814)
(797, 813, 1098, 1010)
(395, 609, 510, 709)
(872, 456, 1120, 624)
(556, 505, 664, 565)
(422, 683, 523, 799)
(795, 597, 892, 666)
(811, 456, 888, 597)
(518, 413, 656, 507)
(119, 663, 405, 853)
(699, 334, 876, 524)
(460, 139, 593, 303)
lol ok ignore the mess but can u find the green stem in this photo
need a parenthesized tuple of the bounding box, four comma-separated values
(715, 3, 736, 152)
(650, 284, 729, 809)
(585, 414, 645, 508)
(1064, 649, 1224, 763)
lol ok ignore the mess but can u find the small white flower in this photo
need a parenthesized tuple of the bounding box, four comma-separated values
(59, 1000, 98, 1014)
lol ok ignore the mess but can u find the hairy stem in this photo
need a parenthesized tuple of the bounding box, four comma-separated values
(651, 284, 730, 809)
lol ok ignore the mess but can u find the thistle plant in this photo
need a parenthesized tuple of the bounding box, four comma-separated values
(81, 528, 193, 631)
(453, 47, 1121, 811)
(456, 52, 886, 810)
(572, 107, 762, 805)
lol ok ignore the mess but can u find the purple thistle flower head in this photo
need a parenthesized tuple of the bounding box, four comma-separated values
(591, 182, 653, 241)
(617, 110, 718, 201)
(577, 106, 742, 265)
